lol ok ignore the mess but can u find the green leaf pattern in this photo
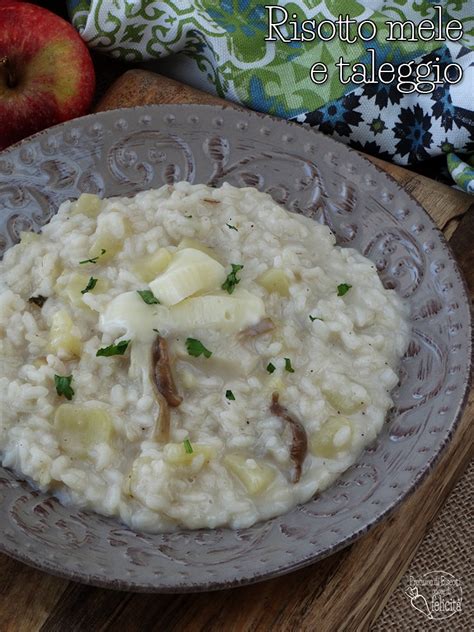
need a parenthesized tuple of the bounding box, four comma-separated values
(69, 0, 471, 112)
(68, 1, 473, 188)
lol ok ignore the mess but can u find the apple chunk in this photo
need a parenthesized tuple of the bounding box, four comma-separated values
(0, 2, 95, 150)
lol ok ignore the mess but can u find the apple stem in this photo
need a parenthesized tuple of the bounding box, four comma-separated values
(0, 57, 17, 89)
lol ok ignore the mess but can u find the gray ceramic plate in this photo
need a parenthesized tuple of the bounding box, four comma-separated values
(0, 105, 471, 592)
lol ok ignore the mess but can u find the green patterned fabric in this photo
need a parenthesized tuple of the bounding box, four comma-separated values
(447, 153, 474, 194)
(68, 1, 474, 193)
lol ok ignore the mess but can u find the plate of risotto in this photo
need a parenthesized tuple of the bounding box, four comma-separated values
(0, 105, 471, 591)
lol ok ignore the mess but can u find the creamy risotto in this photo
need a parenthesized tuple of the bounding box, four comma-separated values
(0, 183, 409, 532)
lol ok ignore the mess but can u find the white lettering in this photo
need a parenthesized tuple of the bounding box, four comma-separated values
(265, 6, 290, 42)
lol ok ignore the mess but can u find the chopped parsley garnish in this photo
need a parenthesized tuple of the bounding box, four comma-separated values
(222, 263, 243, 294)
(226, 390, 235, 401)
(309, 315, 323, 322)
(153, 328, 160, 334)
(81, 276, 97, 294)
(185, 215, 192, 219)
(284, 358, 295, 373)
(226, 223, 238, 231)
(54, 374, 74, 400)
(337, 283, 352, 296)
(96, 339, 130, 357)
(266, 362, 276, 374)
(79, 249, 106, 265)
(183, 438, 193, 454)
(186, 337, 212, 358)
(28, 295, 47, 308)
(137, 289, 160, 304)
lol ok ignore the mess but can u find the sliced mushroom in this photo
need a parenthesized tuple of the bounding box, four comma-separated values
(239, 317, 275, 339)
(270, 392, 308, 483)
(28, 295, 47, 308)
(150, 335, 182, 441)
(153, 392, 171, 444)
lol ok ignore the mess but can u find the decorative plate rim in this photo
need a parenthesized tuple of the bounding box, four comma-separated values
(0, 104, 471, 593)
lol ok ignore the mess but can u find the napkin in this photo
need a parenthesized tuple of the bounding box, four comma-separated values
(68, 1, 474, 193)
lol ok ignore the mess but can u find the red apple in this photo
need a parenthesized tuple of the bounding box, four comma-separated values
(0, 1, 95, 150)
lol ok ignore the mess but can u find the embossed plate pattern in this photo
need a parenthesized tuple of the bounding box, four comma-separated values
(0, 105, 471, 592)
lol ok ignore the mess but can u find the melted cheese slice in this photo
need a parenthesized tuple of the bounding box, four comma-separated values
(149, 248, 226, 306)
(100, 289, 265, 343)
(170, 289, 265, 332)
(100, 291, 169, 343)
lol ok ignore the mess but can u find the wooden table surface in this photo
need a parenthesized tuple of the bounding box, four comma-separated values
(0, 71, 472, 632)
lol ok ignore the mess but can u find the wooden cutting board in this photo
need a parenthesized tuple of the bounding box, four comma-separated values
(0, 70, 472, 632)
